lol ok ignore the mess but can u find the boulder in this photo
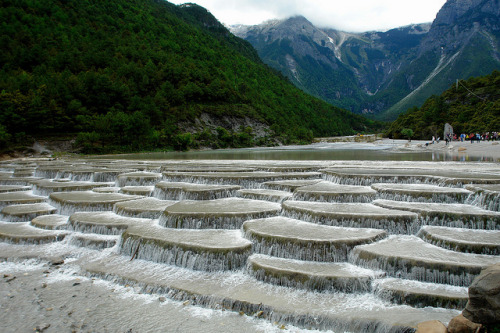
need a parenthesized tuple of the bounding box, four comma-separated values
(447, 314, 482, 333)
(416, 320, 447, 333)
(463, 263, 500, 325)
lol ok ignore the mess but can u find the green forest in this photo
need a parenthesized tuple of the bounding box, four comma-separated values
(385, 70, 500, 140)
(0, 0, 382, 153)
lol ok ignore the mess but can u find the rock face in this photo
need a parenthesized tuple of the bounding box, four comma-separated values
(415, 320, 447, 333)
(447, 314, 482, 333)
(463, 263, 500, 325)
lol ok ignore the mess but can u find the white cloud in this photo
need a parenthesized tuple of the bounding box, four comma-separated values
(168, 0, 447, 32)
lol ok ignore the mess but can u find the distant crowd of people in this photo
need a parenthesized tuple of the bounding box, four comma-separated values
(456, 132, 499, 143)
(432, 132, 499, 146)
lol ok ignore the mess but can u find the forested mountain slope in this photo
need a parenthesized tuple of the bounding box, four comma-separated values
(0, 0, 380, 153)
(385, 70, 500, 140)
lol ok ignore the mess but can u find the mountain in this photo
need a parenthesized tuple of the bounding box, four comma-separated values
(0, 0, 381, 153)
(385, 70, 500, 140)
(231, 0, 500, 121)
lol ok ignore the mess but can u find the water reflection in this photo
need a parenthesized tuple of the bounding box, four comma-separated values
(101, 145, 498, 162)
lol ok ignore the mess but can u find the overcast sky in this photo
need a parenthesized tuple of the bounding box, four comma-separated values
(169, 0, 448, 32)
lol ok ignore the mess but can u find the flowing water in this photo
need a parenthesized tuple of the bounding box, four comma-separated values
(1, 145, 500, 332)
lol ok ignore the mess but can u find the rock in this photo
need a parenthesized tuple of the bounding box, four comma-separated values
(158, 296, 166, 302)
(50, 258, 64, 266)
(447, 314, 482, 333)
(416, 320, 447, 333)
(463, 263, 500, 325)
(35, 323, 51, 332)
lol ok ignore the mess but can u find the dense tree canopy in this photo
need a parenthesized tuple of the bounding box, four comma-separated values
(385, 70, 500, 140)
(0, 0, 382, 153)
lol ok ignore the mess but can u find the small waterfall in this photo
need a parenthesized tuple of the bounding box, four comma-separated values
(247, 263, 373, 293)
(120, 236, 251, 271)
(94, 171, 131, 183)
(113, 206, 162, 219)
(162, 174, 260, 189)
(376, 192, 469, 204)
(468, 191, 500, 212)
(66, 219, 128, 235)
(349, 251, 478, 287)
(34, 169, 60, 179)
(417, 228, 500, 255)
(292, 192, 375, 203)
(0, 232, 66, 245)
(67, 233, 119, 250)
(1, 212, 52, 223)
(152, 187, 238, 201)
(0, 178, 35, 186)
(322, 174, 439, 186)
(64, 171, 95, 182)
(372, 279, 468, 310)
(419, 215, 499, 230)
(245, 231, 358, 262)
(159, 213, 274, 229)
(49, 199, 118, 216)
(281, 209, 422, 235)
(235, 191, 291, 203)
(117, 174, 162, 187)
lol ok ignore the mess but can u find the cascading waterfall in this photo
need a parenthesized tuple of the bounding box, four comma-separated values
(1, 157, 497, 333)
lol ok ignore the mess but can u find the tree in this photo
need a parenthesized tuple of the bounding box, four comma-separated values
(401, 128, 414, 142)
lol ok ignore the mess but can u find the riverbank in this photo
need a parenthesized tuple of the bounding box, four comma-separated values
(2, 136, 500, 163)
(380, 139, 500, 161)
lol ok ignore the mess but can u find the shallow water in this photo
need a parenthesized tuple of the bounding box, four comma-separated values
(96, 142, 499, 162)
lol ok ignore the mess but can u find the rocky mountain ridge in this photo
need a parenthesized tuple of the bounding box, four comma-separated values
(231, 0, 500, 120)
